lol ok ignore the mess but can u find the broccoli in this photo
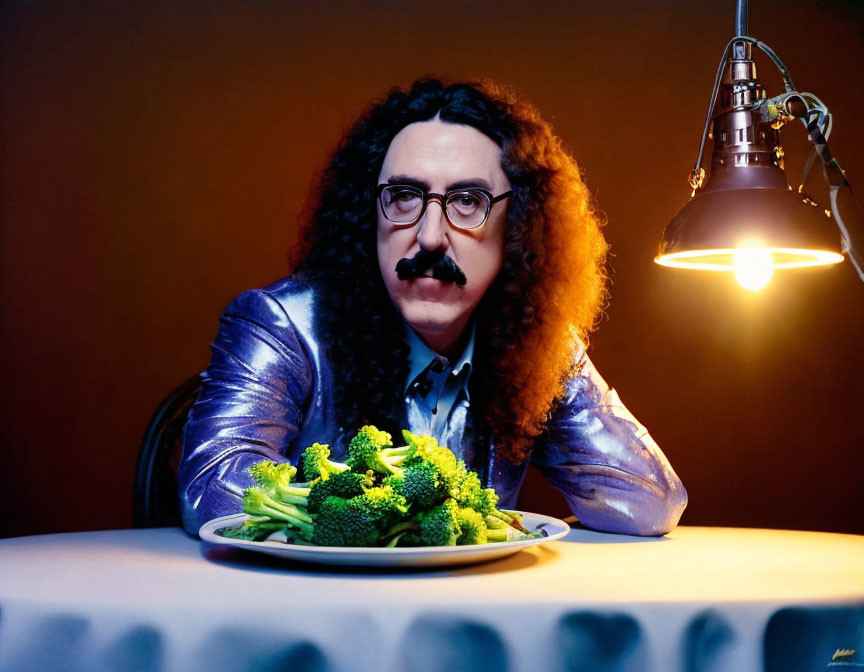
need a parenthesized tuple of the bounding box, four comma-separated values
(500, 509, 532, 534)
(484, 514, 541, 542)
(219, 515, 286, 542)
(311, 495, 384, 547)
(416, 500, 462, 546)
(311, 486, 410, 546)
(402, 431, 459, 480)
(248, 460, 311, 506)
(384, 459, 449, 510)
(307, 469, 374, 513)
(301, 442, 350, 482)
(242, 487, 314, 541)
(361, 484, 410, 522)
(448, 465, 532, 534)
(381, 504, 531, 547)
(346, 425, 412, 476)
(449, 468, 496, 511)
(455, 506, 488, 545)
(378, 430, 462, 510)
(250, 459, 297, 485)
(235, 434, 540, 548)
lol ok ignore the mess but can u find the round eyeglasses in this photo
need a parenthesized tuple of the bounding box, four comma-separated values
(377, 184, 513, 230)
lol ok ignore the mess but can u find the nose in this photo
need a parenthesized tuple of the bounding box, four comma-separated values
(416, 198, 449, 252)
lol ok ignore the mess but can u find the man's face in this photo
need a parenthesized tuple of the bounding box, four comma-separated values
(376, 118, 510, 356)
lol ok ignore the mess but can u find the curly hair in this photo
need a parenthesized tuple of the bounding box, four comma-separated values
(291, 78, 608, 463)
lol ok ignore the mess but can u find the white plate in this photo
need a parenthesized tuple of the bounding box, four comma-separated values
(199, 510, 570, 568)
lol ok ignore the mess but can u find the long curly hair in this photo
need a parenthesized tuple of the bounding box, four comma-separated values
(291, 78, 608, 463)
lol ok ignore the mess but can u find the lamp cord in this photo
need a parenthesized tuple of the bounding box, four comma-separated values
(734, 0, 747, 57)
(798, 92, 832, 188)
(807, 122, 864, 280)
(829, 188, 864, 281)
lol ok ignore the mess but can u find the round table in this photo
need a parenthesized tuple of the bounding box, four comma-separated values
(0, 525, 862, 672)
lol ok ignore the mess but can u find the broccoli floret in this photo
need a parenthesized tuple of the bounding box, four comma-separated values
(416, 500, 462, 546)
(307, 469, 374, 514)
(378, 499, 464, 547)
(450, 468, 499, 514)
(301, 442, 350, 481)
(361, 484, 410, 523)
(448, 464, 532, 533)
(401, 430, 461, 489)
(249, 459, 297, 485)
(311, 496, 384, 547)
(311, 486, 410, 547)
(347, 425, 412, 476)
(248, 460, 310, 506)
(242, 487, 314, 541)
(400, 429, 439, 453)
(385, 460, 448, 510)
(455, 507, 488, 545)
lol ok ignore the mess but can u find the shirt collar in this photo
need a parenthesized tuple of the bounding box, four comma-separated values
(404, 321, 475, 395)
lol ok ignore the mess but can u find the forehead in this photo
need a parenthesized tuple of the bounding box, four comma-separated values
(378, 118, 506, 188)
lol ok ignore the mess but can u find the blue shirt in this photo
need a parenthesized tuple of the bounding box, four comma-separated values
(402, 321, 474, 441)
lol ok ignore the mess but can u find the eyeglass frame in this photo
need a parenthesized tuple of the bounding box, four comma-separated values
(376, 183, 513, 231)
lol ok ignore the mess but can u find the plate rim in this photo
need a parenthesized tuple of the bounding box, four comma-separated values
(199, 509, 570, 558)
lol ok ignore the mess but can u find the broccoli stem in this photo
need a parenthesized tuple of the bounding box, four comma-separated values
(282, 485, 311, 496)
(384, 532, 408, 548)
(381, 445, 413, 467)
(262, 499, 313, 524)
(272, 487, 311, 506)
(261, 505, 314, 539)
(380, 520, 418, 547)
(488, 508, 531, 533)
(244, 489, 315, 540)
(487, 526, 539, 543)
(487, 527, 518, 543)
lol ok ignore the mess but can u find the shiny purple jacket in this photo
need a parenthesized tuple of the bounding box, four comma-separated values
(179, 275, 687, 537)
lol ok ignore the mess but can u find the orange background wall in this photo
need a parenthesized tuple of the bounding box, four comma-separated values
(2, 0, 862, 538)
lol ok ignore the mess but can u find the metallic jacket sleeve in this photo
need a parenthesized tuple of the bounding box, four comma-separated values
(177, 289, 312, 536)
(531, 354, 688, 536)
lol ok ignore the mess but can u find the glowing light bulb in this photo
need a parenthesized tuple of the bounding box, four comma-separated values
(733, 248, 773, 291)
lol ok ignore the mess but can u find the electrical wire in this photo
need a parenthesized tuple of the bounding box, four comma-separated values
(796, 93, 832, 189)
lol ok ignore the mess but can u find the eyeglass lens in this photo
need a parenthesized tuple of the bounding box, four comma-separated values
(380, 186, 490, 229)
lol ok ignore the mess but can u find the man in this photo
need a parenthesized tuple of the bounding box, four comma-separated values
(178, 78, 687, 537)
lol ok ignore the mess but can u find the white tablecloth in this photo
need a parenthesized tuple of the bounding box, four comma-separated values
(0, 525, 862, 672)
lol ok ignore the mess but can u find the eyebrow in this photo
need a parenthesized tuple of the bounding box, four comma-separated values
(386, 175, 494, 192)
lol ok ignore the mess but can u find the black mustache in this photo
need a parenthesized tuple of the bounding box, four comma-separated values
(395, 250, 467, 287)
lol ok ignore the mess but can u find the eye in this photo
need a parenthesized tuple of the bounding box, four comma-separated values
(391, 188, 421, 203)
(449, 191, 485, 214)
(382, 186, 424, 221)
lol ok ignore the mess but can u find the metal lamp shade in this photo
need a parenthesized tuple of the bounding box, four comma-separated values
(657, 162, 844, 270)
(657, 186, 843, 270)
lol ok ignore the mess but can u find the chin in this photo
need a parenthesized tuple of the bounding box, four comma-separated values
(401, 304, 465, 333)
(398, 300, 470, 343)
